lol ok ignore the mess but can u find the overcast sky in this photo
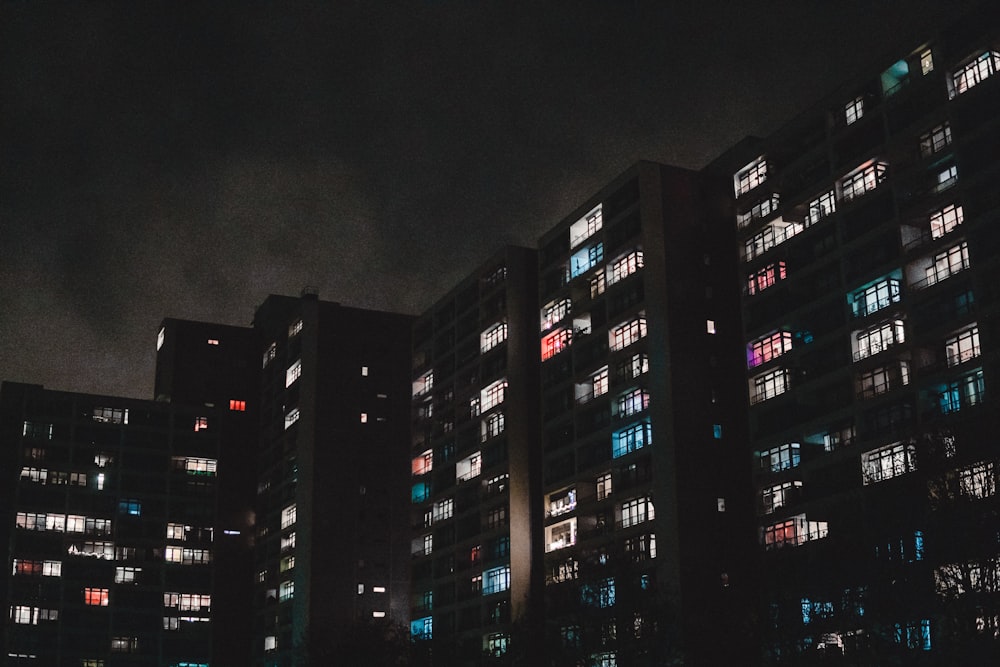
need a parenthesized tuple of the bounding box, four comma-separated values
(1, 1, 983, 398)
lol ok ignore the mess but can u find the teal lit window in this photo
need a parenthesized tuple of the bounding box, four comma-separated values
(612, 420, 651, 458)
(411, 482, 431, 504)
(118, 500, 141, 516)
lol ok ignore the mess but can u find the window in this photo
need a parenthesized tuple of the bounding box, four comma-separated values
(734, 156, 767, 197)
(854, 320, 905, 360)
(570, 204, 603, 248)
(167, 523, 187, 540)
(607, 250, 644, 285)
(118, 499, 142, 516)
(432, 498, 454, 522)
(840, 161, 887, 202)
(22, 421, 53, 439)
(411, 449, 433, 476)
(541, 298, 572, 331)
(624, 533, 657, 561)
(548, 487, 577, 517)
(545, 518, 577, 552)
(542, 328, 572, 360)
(958, 461, 995, 499)
(481, 322, 507, 352)
(620, 496, 655, 528)
(743, 221, 804, 261)
(284, 407, 300, 429)
(412, 370, 433, 397)
(262, 342, 276, 367)
(806, 190, 836, 225)
(624, 353, 648, 379)
(857, 362, 909, 398)
(747, 331, 792, 368)
(115, 567, 140, 584)
(612, 420, 652, 458)
(592, 652, 617, 667)
(737, 194, 780, 229)
(157, 327, 165, 350)
(570, 242, 604, 279)
(281, 504, 297, 529)
(288, 319, 303, 337)
(483, 566, 511, 595)
(285, 359, 302, 387)
(845, 96, 864, 125)
(193, 416, 209, 432)
(945, 326, 980, 366)
(411, 481, 431, 503)
(280, 555, 295, 572)
(485, 633, 510, 658)
(93, 407, 128, 424)
(410, 616, 433, 640)
(85, 587, 109, 606)
(596, 473, 612, 501)
(920, 122, 952, 157)
(850, 276, 901, 318)
(548, 558, 579, 584)
(592, 366, 609, 399)
(616, 388, 649, 418)
(590, 272, 606, 298)
(894, 620, 932, 650)
(760, 481, 803, 514)
(487, 506, 507, 529)
(111, 637, 139, 653)
(762, 514, 829, 549)
(750, 368, 790, 404)
(481, 379, 507, 411)
(279, 580, 294, 602)
(925, 242, 970, 286)
(930, 204, 963, 239)
(920, 48, 934, 75)
(949, 51, 1000, 97)
(706, 319, 716, 334)
(264, 635, 277, 652)
(173, 457, 217, 476)
(68, 541, 115, 559)
(759, 443, 801, 473)
(935, 164, 958, 193)
(582, 577, 616, 608)
(862, 441, 917, 484)
(610, 316, 647, 351)
(360, 412, 368, 423)
(456, 451, 482, 482)
(165, 547, 212, 564)
(746, 262, 787, 295)
(482, 411, 505, 440)
(939, 369, 985, 414)
(229, 399, 246, 411)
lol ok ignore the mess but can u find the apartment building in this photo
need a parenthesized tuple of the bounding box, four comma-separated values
(2, 382, 222, 667)
(535, 162, 756, 666)
(408, 247, 542, 665)
(728, 8, 1000, 664)
(251, 292, 413, 665)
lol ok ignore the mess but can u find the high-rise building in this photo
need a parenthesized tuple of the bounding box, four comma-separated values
(2, 382, 222, 666)
(408, 247, 543, 665)
(534, 162, 756, 666)
(727, 7, 1000, 664)
(154, 318, 261, 666)
(251, 292, 414, 665)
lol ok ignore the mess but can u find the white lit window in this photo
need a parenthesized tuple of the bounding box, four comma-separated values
(547, 487, 577, 517)
(850, 277, 901, 317)
(281, 532, 296, 552)
(481, 322, 508, 353)
(862, 441, 917, 484)
(281, 504, 297, 529)
(92, 407, 128, 424)
(263, 342, 277, 368)
(411, 534, 433, 556)
(288, 319, 303, 337)
(845, 96, 864, 125)
(456, 452, 482, 483)
(167, 523, 187, 540)
(483, 566, 511, 595)
(743, 220, 804, 261)
(482, 411, 505, 440)
(949, 51, 1000, 97)
(760, 481, 803, 514)
(592, 366, 609, 398)
(930, 204, 963, 239)
(750, 368, 790, 404)
(570, 204, 603, 248)
(480, 379, 507, 412)
(958, 462, 996, 499)
(853, 320, 906, 361)
(935, 165, 958, 193)
(285, 359, 302, 387)
(115, 566, 140, 584)
(413, 370, 434, 397)
(734, 156, 767, 197)
(925, 242, 970, 286)
(747, 331, 793, 368)
(840, 161, 887, 202)
(541, 298, 572, 332)
(173, 457, 217, 476)
(920, 48, 934, 75)
(762, 514, 829, 549)
(432, 498, 454, 522)
(759, 443, 801, 473)
(279, 580, 294, 602)
(156, 327, 165, 351)
(264, 636, 277, 652)
(610, 316, 647, 352)
(706, 320, 716, 334)
(737, 195, 780, 229)
(596, 473, 612, 501)
(616, 388, 649, 418)
(945, 326, 980, 367)
(806, 190, 836, 225)
(620, 496, 654, 528)
(920, 122, 952, 157)
(607, 250, 644, 285)
(545, 518, 577, 552)
(360, 412, 368, 423)
(590, 272, 606, 298)
(284, 407, 300, 429)
(361, 365, 368, 376)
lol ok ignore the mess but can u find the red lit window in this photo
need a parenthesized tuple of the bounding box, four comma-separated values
(229, 400, 246, 412)
(470, 545, 481, 563)
(85, 587, 109, 606)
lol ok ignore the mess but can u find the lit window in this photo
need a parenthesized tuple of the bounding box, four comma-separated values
(743, 220, 804, 261)
(173, 457, 217, 476)
(360, 412, 368, 423)
(612, 420, 651, 458)
(111, 637, 139, 653)
(286, 359, 302, 387)
(279, 580, 294, 602)
(939, 369, 985, 414)
(262, 342, 277, 368)
(591, 651, 617, 667)
(541, 328, 572, 361)
(361, 365, 368, 376)
(761, 481, 803, 514)
(616, 388, 649, 418)
(894, 619, 932, 650)
(570, 242, 604, 279)
(411, 534, 433, 557)
(736, 195, 780, 229)
(193, 416, 208, 432)
(167, 523, 187, 540)
(845, 96, 864, 125)
(93, 407, 129, 424)
(540, 298, 572, 332)
(747, 331, 793, 368)
(284, 407, 300, 429)
(924, 242, 970, 287)
(411, 616, 433, 640)
(806, 190, 836, 225)
(482, 411, 505, 441)
(485, 632, 510, 658)
(840, 161, 888, 202)
(483, 566, 511, 595)
(207, 338, 219, 345)
(935, 164, 958, 193)
(85, 587, 109, 606)
(480, 379, 507, 411)
(280, 555, 295, 572)
(945, 325, 980, 366)
(949, 51, 1000, 98)
(456, 452, 482, 483)
(746, 262, 787, 295)
(734, 156, 767, 197)
(413, 371, 434, 397)
(281, 504, 297, 529)
(545, 518, 577, 552)
(481, 322, 508, 353)
(750, 368, 790, 404)
(288, 319, 303, 337)
(713, 424, 723, 439)
(706, 320, 716, 334)
(570, 203, 603, 248)
(849, 275, 901, 318)
(115, 567, 140, 584)
(624, 533, 657, 561)
(958, 461, 996, 499)
(920, 48, 934, 75)
(919, 122, 952, 157)
(610, 316, 647, 352)
(432, 498, 454, 522)
(857, 362, 909, 398)
(547, 487, 577, 517)
(590, 272, 606, 298)
(762, 514, 829, 549)
(118, 499, 142, 516)
(373, 585, 386, 593)
(853, 320, 905, 361)
(157, 327, 165, 351)
(759, 443, 801, 473)
(22, 421, 53, 439)
(264, 635, 277, 652)
(229, 399, 246, 411)
(411, 449, 433, 476)
(581, 577, 616, 608)
(411, 481, 431, 503)
(620, 496, 655, 528)
(596, 473, 612, 501)
(607, 250, 644, 285)
(862, 441, 917, 484)
(930, 204, 963, 239)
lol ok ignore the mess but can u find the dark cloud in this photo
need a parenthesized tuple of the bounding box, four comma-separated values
(0, 0, 981, 397)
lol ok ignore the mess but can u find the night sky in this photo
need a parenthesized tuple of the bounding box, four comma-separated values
(1, 1, 981, 399)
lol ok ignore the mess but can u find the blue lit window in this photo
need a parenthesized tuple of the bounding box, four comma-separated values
(118, 500, 141, 516)
(612, 420, 651, 458)
(570, 243, 604, 279)
(713, 424, 723, 439)
(483, 566, 510, 595)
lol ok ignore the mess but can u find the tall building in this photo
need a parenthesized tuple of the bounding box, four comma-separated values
(2, 382, 222, 666)
(534, 162, 756, 666)
(251, 292, 414, 665)
(154, 318, 261, 666)
(408, 247, 542, 665)
(727, 7, 1000, 664)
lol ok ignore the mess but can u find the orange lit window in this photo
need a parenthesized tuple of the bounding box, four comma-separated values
(194, 417, 209, 432)
(85, 587, 109, 606)
(470, 545, 481, 563)
(229, 400, 246, 412)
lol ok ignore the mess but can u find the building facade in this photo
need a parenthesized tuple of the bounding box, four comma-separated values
(2, 382, 221, 667)
(251, 293, 414, 665)
(534, 162, 756, 666)
(408, 247, 543, 665)
(728, 8, 1000, 664)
